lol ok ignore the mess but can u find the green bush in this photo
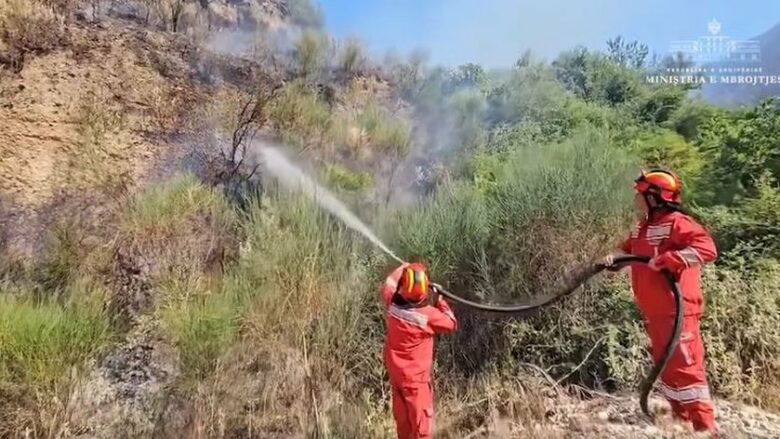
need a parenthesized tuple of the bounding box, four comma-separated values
(294, 30, 327, 79)
(161, 194, 386, 397)
(393, 130, 638, 377)
(161, 287, 241, 381)
(122, 175, 235, 242)
(484, 130, 635, 299)
(487, 62, 576, 142)
(447, 89, 488, 152)
(399, 129, 637, 299)
(117, 175, 237, 311)
(357, 101, 411, 157)
(338, 38, 365, 77)
(269, 81, 332, 147)
(0, 290, 111, 392)
(324, 163, 373, 192)
(697, 175, 780, 265)
(394, 182, 490, 283)
(628, 129, 704, 197)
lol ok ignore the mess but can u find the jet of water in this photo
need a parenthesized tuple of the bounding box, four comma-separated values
(258, 145, 405, 264)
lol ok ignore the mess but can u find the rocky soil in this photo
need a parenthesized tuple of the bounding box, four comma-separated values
(508, 392, 780, 438)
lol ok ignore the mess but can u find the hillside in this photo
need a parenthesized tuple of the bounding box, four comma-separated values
(2, 1, 780, 438)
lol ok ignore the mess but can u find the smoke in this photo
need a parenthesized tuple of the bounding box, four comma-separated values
(205, 25, 302, 60)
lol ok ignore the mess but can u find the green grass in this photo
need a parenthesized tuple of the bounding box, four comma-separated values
(269, 81, 332, 148)
(294, 30, 327, 79)
(323, 163, 373, 192)
(122, 174, 235, 241)
(161, 290, 241, 381)
(357, 101, 411, 156)
(0, 291, 111, 392)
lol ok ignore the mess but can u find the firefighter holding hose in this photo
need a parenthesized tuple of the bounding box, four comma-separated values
(604, 169, 718, 434)
(381, 262, 458, 439)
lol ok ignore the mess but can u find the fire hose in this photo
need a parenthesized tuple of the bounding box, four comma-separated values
(430, 255, 683, 419)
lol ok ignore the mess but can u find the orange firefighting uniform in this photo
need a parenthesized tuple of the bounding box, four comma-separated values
(381, 264, 458, 439)
(620, 209, 718, 432)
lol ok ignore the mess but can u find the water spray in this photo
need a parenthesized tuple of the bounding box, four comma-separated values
(258, 145, 404, 264)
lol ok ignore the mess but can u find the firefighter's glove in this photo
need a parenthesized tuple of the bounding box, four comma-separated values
(429, 284, 441, 305)
(602, 254, 623, 272)
(648, 252, 685, 273)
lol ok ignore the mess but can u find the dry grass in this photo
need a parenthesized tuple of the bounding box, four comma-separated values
(338, 38, 366, 78)
(0, 0, 66, 71)
(294, 30, 328, 80)
(64, 93, 133, 196)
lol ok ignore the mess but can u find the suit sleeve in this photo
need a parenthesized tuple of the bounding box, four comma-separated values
(669, 216, 718, 268)
(381, 264, 408, 307)
(427, 298, 458, 334)
(619, 236, 632, 253)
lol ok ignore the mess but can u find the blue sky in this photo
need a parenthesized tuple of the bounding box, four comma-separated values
(317, 0, 780, 67)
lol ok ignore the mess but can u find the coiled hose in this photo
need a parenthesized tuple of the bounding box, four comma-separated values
(431, 255, 683, 419)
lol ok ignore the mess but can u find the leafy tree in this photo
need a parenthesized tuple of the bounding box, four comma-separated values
(584, 55, 642, 106)
(444, 63, 489, 94)
(606, 36, 649, 69)
(552, 46, 590, 97)
(699, 99, 780, 205)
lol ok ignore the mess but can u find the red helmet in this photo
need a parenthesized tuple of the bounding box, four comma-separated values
(397, 262, 430, 303)
(634, 169, 682, 204)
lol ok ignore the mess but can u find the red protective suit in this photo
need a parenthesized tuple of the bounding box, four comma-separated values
(620, 209, 718, 433)
(382, 264, 458, 439)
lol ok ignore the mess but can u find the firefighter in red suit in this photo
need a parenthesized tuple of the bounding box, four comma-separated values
(381, 262, 458, 439)
(604, 169, 718, 434)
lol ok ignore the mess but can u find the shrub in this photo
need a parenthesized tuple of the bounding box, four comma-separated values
(394, 182, 490, 283)
(121, 175, 235, 249)
(487, 62, 578, 142)
(116, 175, 237, 310)
(357, 101, 411, 157)
(628, 128, 704, 197)
(338, 38, 365, 77)
(323, 163, 373, 192)
(700, 262, 780, 410)
(269, 81, 332, 148)
(399, 129, 637, 298)
(162, 194, 388, 433)
(697, 174, 780, 265)
(393, 130, 638, 377)
(294, 30, 327, 79)
(0, 289, 111, 393)
(447, 89, 488, 152)
(483, 130, 635, 300)
(160, 286, 240, 381)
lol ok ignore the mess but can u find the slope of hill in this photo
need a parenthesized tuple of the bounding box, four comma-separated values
(0, 9, 267, 256)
